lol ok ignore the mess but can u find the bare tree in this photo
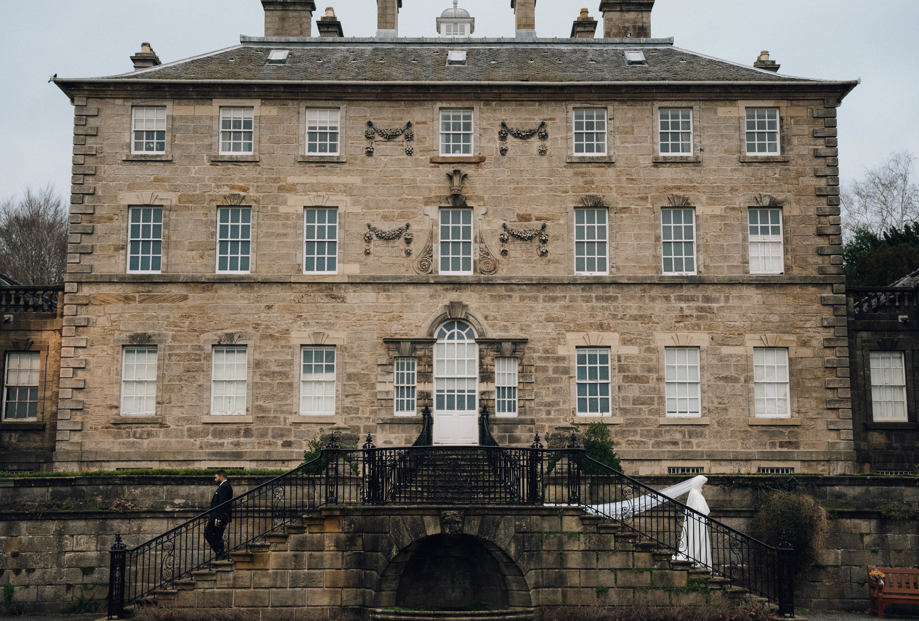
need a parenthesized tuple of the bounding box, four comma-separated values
(841, 151, 919, 239)
(0, 186, 68, 285)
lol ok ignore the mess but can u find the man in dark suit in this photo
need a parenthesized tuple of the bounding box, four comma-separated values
(204, 469, 233, 560)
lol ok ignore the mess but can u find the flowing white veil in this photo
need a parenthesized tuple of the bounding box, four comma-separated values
(580, 475, 708, 519)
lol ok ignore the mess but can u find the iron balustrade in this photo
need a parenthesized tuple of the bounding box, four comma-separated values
(108, 444, 794, 617)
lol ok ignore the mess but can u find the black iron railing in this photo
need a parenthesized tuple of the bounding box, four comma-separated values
(108, 442, 793, 617)
(0, 286, 62, 313)
(848, 287, 918, 317)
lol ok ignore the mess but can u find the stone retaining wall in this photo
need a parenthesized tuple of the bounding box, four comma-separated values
(0, 474, 915, 614)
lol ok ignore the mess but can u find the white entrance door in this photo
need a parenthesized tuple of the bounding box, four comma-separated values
(433, 320, 479, 444)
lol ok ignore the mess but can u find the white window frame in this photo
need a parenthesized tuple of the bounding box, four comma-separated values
(439, 108, 474, 156)
(572, 108, 607, 156)
(300, 346, 336, 416)
(869, 351, 908, 422)
(219, 106, 254, 155)
(495, 357, 518, 417)
(576, 347, 611, 417)
(665, 347, 701, 418)
(574, 207, 609, 275)
(753, 347, 790, 418)
(131, 106, 166, 154)
(2, 352, 40, 420)
(127, 206, 163, 274)
(303, 207, 338, 274)
(216, 206, 252, 274)
(211, 345, 248, 416)
(658, 107, 693, 156)
(745, 107, 781, 155)
(120, 346, 157, 417)
(661, 207, 696, 275)
(394, 357, 417, 416)
(306, 108, 341, 156)
(439, 207, 473, 275)
(748, 207, 784, 274)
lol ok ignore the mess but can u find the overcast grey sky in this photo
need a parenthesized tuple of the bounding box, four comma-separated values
(2, 0, 917, 202)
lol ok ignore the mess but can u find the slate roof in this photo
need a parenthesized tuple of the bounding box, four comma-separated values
(58, 38, 856, 91)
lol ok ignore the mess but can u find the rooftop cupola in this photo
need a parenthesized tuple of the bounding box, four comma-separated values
(131, 42, 161, 70)
(317, 6, 344, 37)
(437, 1, 475, 37)
(261, 0, 316, 38)
(570, 8, 598, 38)
(377, 0, 402, 38)
(511, 0, 537, 39)
(754, 50, 781, 72)
(599, 0, 655, 38)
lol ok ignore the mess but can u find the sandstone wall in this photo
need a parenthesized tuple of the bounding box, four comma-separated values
(1, 475, 914, 614)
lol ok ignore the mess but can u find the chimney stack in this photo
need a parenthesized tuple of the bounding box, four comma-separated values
(570, 8, 598, 39)
(317, 7, 344, 37)
(377, 0, 402, 38)
(599, 0, 655, 39)
(261, 0, 316, 38)
(131, 42, 161, 70)
(511, 0, 537, 39)
(754, 50, 781, 72)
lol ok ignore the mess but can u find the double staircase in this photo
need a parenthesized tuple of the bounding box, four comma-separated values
(108, 442, 794, 618)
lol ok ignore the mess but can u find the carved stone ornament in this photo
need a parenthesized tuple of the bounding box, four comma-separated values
(440, 510, 465, 535)
(223, 193, 246, 206)
(499, 121, 549, 156)
(477, 231, 499, 275)
(667, 194, 692, 208)
(365, 121, 414, 156)
(413, 228, 434, 275)
(500, 222, 549, 258)
(128, 333, 154, 345)
(580, 194, 609, 209)
(364, 223, 412, 256)
(217, 332, 240, 345)
(754, 194, 783, 207)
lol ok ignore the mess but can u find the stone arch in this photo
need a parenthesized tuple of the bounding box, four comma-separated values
(420, 300, 489, 338)
(374, 533, 531, 610)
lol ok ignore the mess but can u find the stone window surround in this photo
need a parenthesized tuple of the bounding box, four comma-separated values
(210, 344, 250, 418)
(0, 348, 48, 426)
(430, 102, 484, 163)
(124, 101, 173, 162)
(743, 334, 801, 425)
(659, 205, 699, 276)
(565, 332, 621, 423)
(110, 336, 165, 425)
(652, 102, 702, 164)
(566, 104, 615, 164)
(302, 206, 340, 275)
(654, 333, 709, 425)
(213, 202, 258, 275)
(293, 334, 343, 424)
(572, 206, 611, 276)
(125, 205, 166, 274)
(200, 333, 256, 423)
(746, 205, 786, 275)
(298, 102, 348, 163)
(738, 100, 790, 163)
(208, 99, 261, 163)
(438, 206, 474, 275)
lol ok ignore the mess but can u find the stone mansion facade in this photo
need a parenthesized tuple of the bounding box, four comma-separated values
(38, 0, 864, 474)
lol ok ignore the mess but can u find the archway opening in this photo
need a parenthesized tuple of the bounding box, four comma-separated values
(395, 534, 508, 610)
